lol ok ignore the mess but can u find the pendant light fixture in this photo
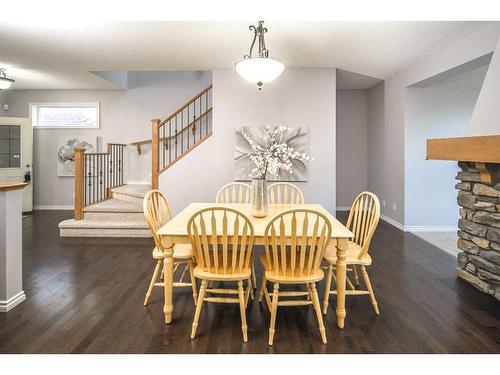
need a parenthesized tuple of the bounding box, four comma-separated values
(235, 21, 284, 89)
(0, 69, 15, 90)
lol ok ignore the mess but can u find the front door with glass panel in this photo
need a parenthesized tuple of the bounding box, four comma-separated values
(0, 117, 33, 212)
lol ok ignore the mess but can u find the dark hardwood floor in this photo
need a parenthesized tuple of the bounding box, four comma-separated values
(1, 210, 499, 353)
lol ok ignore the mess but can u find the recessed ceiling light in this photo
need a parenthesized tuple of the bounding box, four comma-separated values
(0, 69, 15, 89)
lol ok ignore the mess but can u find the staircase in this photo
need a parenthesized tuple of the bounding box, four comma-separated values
(59, 184, 151, 237)
(59, 84, 213, 238)
(149, 84, 213, 189)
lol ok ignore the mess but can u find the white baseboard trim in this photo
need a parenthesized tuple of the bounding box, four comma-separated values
(0, 291, 26, 312)
(406, 226, 458, 232)
(380, 214, 405, 231)
(34, 205, 73, 210)
(336, 206, 351, 211)
(380, 214, 458, 233)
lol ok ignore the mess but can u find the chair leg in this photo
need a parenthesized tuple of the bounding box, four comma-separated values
(258, 274, 267, 302)
(268, 283, 279, 346)
(251, 262, 257, 290)
(191, 280, 207, 339)
(245, 279, 252, 308)
(352, 265, 360, 286)
(322, 263, 333, 314)
(310, 283, 327, 344)
(238, 280, 248, 342)
(249, 275, 255, 300)
(360, 266, 380, 315)
(305, 283, 311, 301)
(144, 259, 162, 306)
(188, 261, 198, 306)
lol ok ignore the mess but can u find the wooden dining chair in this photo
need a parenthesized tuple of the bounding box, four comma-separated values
(216, 182, 252, 203)
(216, 182, 256, 292)
(188, 207, 255, 342)
(143, 190, 198, 307)
(322, 191, 381, 315)
(259, 209, 332, 345)
(267, 182, 304, 204)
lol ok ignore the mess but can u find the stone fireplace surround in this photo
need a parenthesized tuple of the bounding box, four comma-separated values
(455, 162, 500, 300)
(427, 135, 500, 301)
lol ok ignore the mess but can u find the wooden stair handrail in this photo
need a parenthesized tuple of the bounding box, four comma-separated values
(157, 132, 212, 175)
(131, 108, 212, 154)
(158, 84, 212, 127)
(150, 84, 213, 189)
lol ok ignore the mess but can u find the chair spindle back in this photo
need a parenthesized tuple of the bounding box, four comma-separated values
(187, 207, 255, 275)
(216, 182, 252, 203)
(346, 192, 380, 258)
(267, 182, 304, 204)
(143, 190, 174, 251)
(263, 209, 332, 277)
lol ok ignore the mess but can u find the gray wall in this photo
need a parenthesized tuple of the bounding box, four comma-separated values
(404, 66, 486, 228)
(336, 90, 368, 208)
(367, 81, 386, 215)
(160, 68, 337, 214)
(0, 71, 211, 208)
(366, 24, 500, 227)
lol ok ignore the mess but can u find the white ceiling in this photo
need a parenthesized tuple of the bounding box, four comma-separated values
(0, 21, 496, 90)
(336, 69, 383, 90)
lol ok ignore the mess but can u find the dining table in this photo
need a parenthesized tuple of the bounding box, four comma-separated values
(157, 202, 354, 329)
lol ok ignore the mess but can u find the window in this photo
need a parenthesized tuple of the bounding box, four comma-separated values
(31, 103, 100, 129)
(0, 125, 21, 168)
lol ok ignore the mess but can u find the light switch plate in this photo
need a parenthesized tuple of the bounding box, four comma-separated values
(2, 103, 9, 111)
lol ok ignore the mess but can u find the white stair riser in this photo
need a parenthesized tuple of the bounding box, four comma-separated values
(60, 228, 151, 238)
(84, 211, 145, 221)
(112, 192, 144, 204)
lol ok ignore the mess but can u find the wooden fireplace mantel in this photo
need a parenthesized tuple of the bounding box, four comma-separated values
(427, 135, 500, 163)
(426, 135, 500, 184)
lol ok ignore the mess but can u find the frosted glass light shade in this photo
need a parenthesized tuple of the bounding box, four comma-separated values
(235, 57, 284, 85)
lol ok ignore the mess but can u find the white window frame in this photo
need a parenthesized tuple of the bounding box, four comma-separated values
(30, 102, 100, 129)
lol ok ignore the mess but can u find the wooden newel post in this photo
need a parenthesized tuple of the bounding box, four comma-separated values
(74, 148, 85, 220)
(151, 119, 161, 190)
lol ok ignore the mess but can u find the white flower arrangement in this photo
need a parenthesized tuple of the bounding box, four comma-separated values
(242, 126, 312, 179)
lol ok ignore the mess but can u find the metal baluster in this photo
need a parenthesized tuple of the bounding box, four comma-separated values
(109, 147, 113, 189)
(183, 108, 184, 158)
(101, 154, 103, 199)
(199, 95, 202, 139)
(192, 100, 196, 140)
(187, 105, 190, 149)
(171, 119, 174, 164)
(94, 154, 97, 203)
(84, 155, 87, 206)
(103, 153, 107, 199)
(119, 146, 121, 186)
(113, 146, 116, 187)
(162, 126, 165, 170)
